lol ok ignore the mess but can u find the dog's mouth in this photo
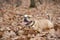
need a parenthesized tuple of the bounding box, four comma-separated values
(24, 19, 32, 25)
(24, 19, 35, 27)
(25, 21, 32, 25)
(24, 17, 29, 22)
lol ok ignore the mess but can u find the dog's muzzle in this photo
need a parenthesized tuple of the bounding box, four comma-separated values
(25, 21, 35, 27)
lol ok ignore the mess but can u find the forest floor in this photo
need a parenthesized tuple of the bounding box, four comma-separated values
(0, 0, 60, 40)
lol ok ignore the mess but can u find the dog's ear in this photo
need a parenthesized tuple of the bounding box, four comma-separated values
(46, 14, 51, 20)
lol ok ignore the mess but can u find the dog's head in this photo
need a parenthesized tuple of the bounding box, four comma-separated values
(23, 14, 34, 26)
(23, 15, 33, 22)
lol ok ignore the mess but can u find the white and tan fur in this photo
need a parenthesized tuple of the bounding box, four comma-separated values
(23, 15, 55, 35)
